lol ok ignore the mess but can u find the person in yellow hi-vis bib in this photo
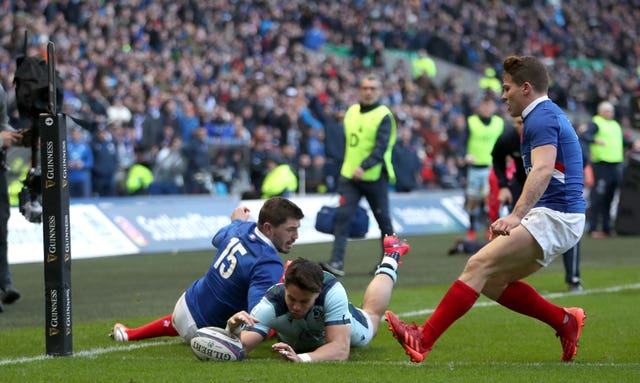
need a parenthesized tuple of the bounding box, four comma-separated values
(319, 74, 397, 277)
(463, 96, 504, 241)
(580, 101, 639, 238)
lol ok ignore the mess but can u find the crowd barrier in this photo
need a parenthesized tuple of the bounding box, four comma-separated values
(8, 190, 466, 265)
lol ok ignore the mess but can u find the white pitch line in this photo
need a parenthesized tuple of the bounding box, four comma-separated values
(0, 339, 182, 366)
(1, 283, 639, 367)
(398, 283, 640, 318)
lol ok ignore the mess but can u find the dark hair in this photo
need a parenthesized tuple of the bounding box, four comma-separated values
(284, 257, 324, 293)
(502, 55, 549, 94)
(258, 197, 304, 228)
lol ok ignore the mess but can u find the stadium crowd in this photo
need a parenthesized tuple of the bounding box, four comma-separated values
(0, 0, 638, 198)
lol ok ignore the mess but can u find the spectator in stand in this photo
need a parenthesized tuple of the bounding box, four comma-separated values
(125, 146, 154, 195)
(67, 126, 94, 198)
(178, 101, 201, 143)
(303, 18, 326, 51)
(392, 127, 422, 192)
(90, 125, 119, 197)
(3, 0, 640, 207)
(309, 98, 345, 194)
(412, 49, 437, 81)
(260, 156, 298, 200)
(299, 154, 327, 194)
(140, 97, 164, 152)
(106, 95, 133, 126)
(159, 99, 182, 140)
(110, 123, 136, 195)
(149, 136, 187, 195)
(182, 126, 210, 194)
(478, 67, 503, 96)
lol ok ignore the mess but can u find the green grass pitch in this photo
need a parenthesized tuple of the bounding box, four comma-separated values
(1, 233, 639, 382)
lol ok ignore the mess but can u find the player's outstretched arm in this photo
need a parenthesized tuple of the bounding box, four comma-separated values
(272, 324, 351, 362)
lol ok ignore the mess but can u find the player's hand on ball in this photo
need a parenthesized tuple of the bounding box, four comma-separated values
(226, 311, 258, 335)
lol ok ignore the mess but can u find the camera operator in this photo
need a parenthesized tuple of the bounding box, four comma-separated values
(0, 83, 23, 312)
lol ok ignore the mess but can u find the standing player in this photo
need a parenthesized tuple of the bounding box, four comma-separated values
(386, 55, 586, 363)
(226, 236, 410, 362)
(110, 197, 304, 342)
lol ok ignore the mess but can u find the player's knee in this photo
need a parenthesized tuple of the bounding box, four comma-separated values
(482, 278, 510, 300)
(464, 254, 489, 275)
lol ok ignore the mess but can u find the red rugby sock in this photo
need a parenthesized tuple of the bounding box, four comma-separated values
(421, 279, 479, 348)
(496, 281, 566, 329)
(126, 314, 179, 340)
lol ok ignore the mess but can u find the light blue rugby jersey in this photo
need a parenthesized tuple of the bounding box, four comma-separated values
(248, 272, 368, 353)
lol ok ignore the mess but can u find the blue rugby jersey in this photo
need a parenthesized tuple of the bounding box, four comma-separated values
(184, 220, 284, 328)
(521, 99, 586, 214)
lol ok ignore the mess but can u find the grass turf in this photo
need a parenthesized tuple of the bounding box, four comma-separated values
(1, 233, 639, 382)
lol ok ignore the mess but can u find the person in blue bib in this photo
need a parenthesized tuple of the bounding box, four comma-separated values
(386, 55, 587, 364)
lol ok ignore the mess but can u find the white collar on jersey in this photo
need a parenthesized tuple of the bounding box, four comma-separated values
(522, 95, 549, 119)
(254, 226, 276, 251)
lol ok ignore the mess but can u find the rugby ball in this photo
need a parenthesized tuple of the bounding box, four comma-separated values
(190, 326, 245, 362)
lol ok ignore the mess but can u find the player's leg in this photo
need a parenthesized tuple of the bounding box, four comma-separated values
(489, 209, 586, 361)
(386, 224, 540, 362)
(423, 227, 540, 345)
(563, 243, 582, 291)
(362, 177, 394, 270)
(476, 222, 567, 329)
(361, 274, 394, 336)
(361, 236, 409, 335)
(588, 163, 605, 234)
(111, 314, 179, 341)
(111, 295, 186, 341)
(464, 167, 489, 240)
(171, 292, 199, 341)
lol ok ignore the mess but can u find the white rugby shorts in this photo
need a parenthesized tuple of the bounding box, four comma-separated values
(520, 207, 585, 267)
(349, 307, 375, 348)
(172, 292, 198, 342)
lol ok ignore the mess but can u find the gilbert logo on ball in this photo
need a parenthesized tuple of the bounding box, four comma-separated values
(190, 327, 245, 362)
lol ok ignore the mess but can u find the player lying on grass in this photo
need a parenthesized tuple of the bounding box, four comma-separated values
(225, 237, 409, 362)
(110, 197, 304, 342)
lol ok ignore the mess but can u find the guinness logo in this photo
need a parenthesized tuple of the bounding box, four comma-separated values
(49, 327, 59, 336)
(47, 253, 58, 263)
(46, 179, 55, 189)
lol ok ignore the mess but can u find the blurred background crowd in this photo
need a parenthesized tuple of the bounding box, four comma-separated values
(1, 0, 639, 201)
